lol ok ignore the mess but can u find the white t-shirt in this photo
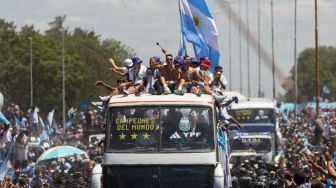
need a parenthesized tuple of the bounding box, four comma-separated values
(146, 69, 161, 88)
(128, 65, 147, 85)
(209, 72, 228, 92)
(121, 67, 128, 74)
(28, 107, 39, 124)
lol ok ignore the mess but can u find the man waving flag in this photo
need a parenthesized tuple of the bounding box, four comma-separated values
(179, 0, 220, 72)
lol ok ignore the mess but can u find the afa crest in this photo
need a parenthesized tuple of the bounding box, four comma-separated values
(179, 118, 191, 132)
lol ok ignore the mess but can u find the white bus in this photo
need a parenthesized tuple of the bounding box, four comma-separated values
(103, 93, 230, 188)
(228, 99, 279, 163)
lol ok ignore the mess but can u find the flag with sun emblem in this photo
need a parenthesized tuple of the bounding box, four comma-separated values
(179, 0, 220, 72)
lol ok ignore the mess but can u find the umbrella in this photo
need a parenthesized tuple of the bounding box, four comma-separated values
(37, 146, 88, 162)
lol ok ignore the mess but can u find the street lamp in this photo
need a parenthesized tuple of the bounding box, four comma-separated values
(29, 37, 33, 106)
(60, 29, 66, 132)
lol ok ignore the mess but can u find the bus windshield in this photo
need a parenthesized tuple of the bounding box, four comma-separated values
(107, 106, 214, 153)
(230, 137, 272, 152)
(230, 108, 275, 124)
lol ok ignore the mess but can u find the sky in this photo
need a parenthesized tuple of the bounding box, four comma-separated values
(1, 0, 335, 99)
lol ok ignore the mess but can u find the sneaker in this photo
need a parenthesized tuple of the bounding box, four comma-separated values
(99, 96, 111, 102)
(212, 94, 227, 104)
(174, 89, 184, 96)
(122, 90, 128, 97)
(91, 102, 104, 109)
(117, 86, 124, 93)
(232, 96, 239, 103)
(135, 85, 145, 96)
(118, 86, 128, 97)
(148, 88, 159, 95)
(196, 86, 203, 97)
(164, 88, 172, 95)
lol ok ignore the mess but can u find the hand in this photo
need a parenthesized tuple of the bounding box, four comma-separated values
(232, 96, 239, 104)
(215, 72, 221, 80)
(109, 58, 114, 64)
(326, 152, 332, 162)
(119, 83, 127, 88)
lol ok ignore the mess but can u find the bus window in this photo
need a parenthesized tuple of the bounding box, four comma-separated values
(160, 107, 214, 152)
(107, 106, 214, 153)
(108, 107, 160, 152)
(230, 108, 275, 124)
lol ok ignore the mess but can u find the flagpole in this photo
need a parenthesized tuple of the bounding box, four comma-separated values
(315, 0, 320, 116)
(246, 0, 250, 97)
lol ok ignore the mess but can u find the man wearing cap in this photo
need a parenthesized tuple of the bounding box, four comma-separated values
(175, 57, 201, 96)
(108, 57, 133, 79)
(95, 58, 133, 96)
(196, 57, 213, 96)
(141, 56, 163, 95)
(119, 56, 147, 96)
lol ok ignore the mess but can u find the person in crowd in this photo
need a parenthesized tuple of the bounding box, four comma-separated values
(27, 106, 40, 138)
(14, 131, 28, 167)
(0, 124, 11, 164)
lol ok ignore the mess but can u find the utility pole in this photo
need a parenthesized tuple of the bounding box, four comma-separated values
(239, 0, 242, 94)
(271, 0, 276, 100)
(258, 0, 261, 97)
(228, 1, 232, 91)
(29, 37, 33, 106)
(315, 0, 320, 116)
(294, 0, 298, 120)
(61, 29, 66, 131)
(246, 0, 250, 97)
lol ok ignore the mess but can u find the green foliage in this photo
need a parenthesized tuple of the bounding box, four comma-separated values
(0, 16, 135, 120)
(285, 46, 336, 102)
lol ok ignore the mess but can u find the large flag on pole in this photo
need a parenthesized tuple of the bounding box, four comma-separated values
(179, 0, 220, 71)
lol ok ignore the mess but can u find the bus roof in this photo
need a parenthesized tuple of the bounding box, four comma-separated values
(108, 93, 214, 107)
(231, 100, 275, 109)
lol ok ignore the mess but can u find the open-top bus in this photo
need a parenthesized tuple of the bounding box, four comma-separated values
(103, 93, 230, 188)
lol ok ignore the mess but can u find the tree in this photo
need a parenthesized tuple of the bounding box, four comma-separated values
(285, 46, 336, 102)
(0, 16, 135, 122)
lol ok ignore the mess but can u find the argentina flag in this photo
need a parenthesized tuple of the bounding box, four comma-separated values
(179, 0, 220, 71)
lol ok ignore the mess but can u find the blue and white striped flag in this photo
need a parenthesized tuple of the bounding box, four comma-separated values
(179, 0, 220, 71)
(14, 116, 26, 129)
(47, 109, 55, 135)
(0, 112, 10, 125)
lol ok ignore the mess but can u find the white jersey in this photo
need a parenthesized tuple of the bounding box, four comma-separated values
(208, 73, 228, 92)
(128, 65, 147, 85)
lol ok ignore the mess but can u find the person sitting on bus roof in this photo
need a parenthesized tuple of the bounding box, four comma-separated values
(159, 54, 179, 94)
(117, 56, 147, 97)
(209, 65, 228, 95)
(136, 56, 163, 96)
(108, 58, 134, 81)
(174, 57, 202, 96)
(195, 57, 213, 96)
